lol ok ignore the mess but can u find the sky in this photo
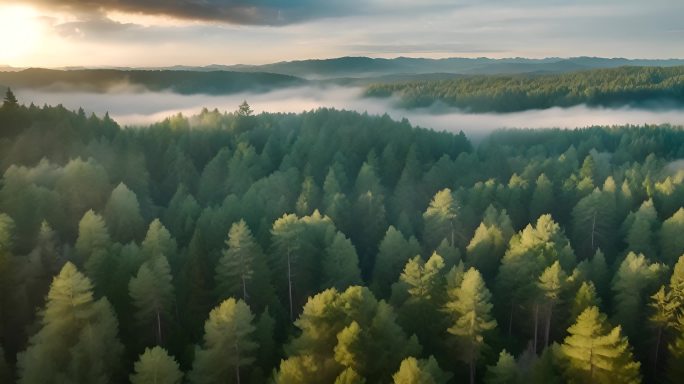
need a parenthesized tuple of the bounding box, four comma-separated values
(1, 0, 683, 67)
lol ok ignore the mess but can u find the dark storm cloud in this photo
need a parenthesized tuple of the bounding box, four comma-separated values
(27, 0, 361, 25)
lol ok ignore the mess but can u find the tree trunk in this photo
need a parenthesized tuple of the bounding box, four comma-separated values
(544, 303, 553, 348)
(242, 274, 248, 302)
(156, 310, 163, 345)
(287, 248, 294, 321)
(469, 359, 475, 384)
(508, 301, 514, 336)
(654, 326, 662, 373)
(533, 302, 539, 354)
(235, 338, 241, 384)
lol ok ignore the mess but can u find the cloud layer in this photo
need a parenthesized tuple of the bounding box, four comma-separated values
(27, 0, 362, 25)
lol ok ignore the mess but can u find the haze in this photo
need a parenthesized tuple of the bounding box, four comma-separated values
(2, 0, 684, 67)
(16, 86, 684, 141)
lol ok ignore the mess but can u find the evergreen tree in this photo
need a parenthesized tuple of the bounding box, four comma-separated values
(103, 182, 145, 243)
(446, 268, 497, 384)
(322, 232, 362, 290)
(485, 349, 518, 384)
(559, 306, 640, 384)
(371, 226, 421, 298)
(130, 346, 183, 384)
(423, 188, 462, 250)
(335, 368, 366, 384)
(660, 208, 684, 265)
(529, 173, 554, 222)
(623, 199, 658, 258)
(17, 263, 123, 384)
(141, 219, 177, 263)
(392, 356, 451, 384)
(537, 261, 567, 348)
(129, 255, 175, 345)
(3, 88, 18, 107)
(190, 298, 257, 384)
(216, 220, 260, 302)
(570, 281, 601, 321)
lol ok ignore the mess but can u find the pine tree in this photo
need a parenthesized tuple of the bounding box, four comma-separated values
(466, 221, 506, 281)
(660, 208, 684, 265)
(3, 88, 17, 107)
(648, 286, 678, 374)
(537, 261, 567, 348)
(104, 182, 145, 243)
(216, 220, 260, 301)
(423, 188, 462, 250)
(446, 267, 497, 384)
(485, 349, 518, 384)
(74, 210, 111, 282)
(129, 255, 175, 345)
(529, 173, 554, 222)
(559, 306, 640, 384)
(335, 367, 366, 384)
(570, 281, 601, 321)
(17, 263, 123, 384)
(322, 232, 362, 290)
(392, 356, 451, 384)
(624, 199, 658, 258)
(372, 226, 421, 298)
(190, 298, 257, 384)
(130, 346, 183, 384)
(142, 219, 177, 262)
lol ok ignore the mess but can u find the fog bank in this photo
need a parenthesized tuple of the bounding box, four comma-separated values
(16, 85, 684, 140)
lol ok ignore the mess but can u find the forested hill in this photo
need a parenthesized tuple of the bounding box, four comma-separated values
(1, 97, 684, 384)
(0, 68, 305, 94)
(365, 66, 684, 112)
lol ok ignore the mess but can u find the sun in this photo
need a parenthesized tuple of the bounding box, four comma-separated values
(0, 5, 42, 63)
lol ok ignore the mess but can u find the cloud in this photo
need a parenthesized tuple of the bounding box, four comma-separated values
(26, 0, 366, 26)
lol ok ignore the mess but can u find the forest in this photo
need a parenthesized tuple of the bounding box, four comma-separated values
(0, 69, 303, 95)
(1, 90, 684, 384)
(365, 66, 684, 112)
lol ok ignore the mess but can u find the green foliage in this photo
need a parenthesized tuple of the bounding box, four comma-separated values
(365, 66, 684, 112)
(485, 350, 518, 384)
(372, 226, 421, 298)
(392, 356, 451, 384)
(130, 347, 183, 384)
(129, 254, 175, 345)
(17, 263, 123, 384)
(104, 182, 144, 243)
(423, 188, 463, 250)
(559, 306, 641, 384)
(216, 219, 260, 301)
(660, 208, 684, 265)
(446, 268, 496, 383)
(190, 298, 257, 384)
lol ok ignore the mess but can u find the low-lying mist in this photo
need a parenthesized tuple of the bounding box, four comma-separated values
(16, 85, 684, 140)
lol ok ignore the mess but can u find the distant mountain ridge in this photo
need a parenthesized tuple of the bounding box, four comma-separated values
(0, 68, 304, 94)
(164, 56, 684, 79)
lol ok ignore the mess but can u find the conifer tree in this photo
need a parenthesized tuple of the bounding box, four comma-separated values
(570, 281, 601, 321)
(17, 263, 123, 384)
(485, 349, 518, 384)
(660, 208, 684, 265)
(529, 173, 554, 222)
(129, 255, 175, 345)
(537, 261, 567, 348)
(559, 306, 640, 384)
(423, 188, 462, 250)
(372, 226, 421, 298)
(216, 220, 260, 301)
(446, 267, 497, 384)
(130, 346, 183, 384)
(104, 182, 144, 243)
(322, 232, 362, 290)
(190, 298, 257, 384)
(392, 356, 451, 384)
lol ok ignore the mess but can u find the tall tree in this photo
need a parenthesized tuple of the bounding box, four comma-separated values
(103, 182, 145, 243)
(485, 350, 518, 384)
(17, 263, 123, 384)
(216, 220, 260, 302)
(660, 208, 684, 265)
(559, 306, 641, 384)
(537, 261, 568, 348)
(371, 226, 421, 298)
(392, 356, 451, 384)
(322, 232, 362, 290)
(190, 298, 257, 384)
(423, 188, 462, 250)
(129, 255, 175, 345)
(446, 267, 497, 384)
(130, 346, 183, 384)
